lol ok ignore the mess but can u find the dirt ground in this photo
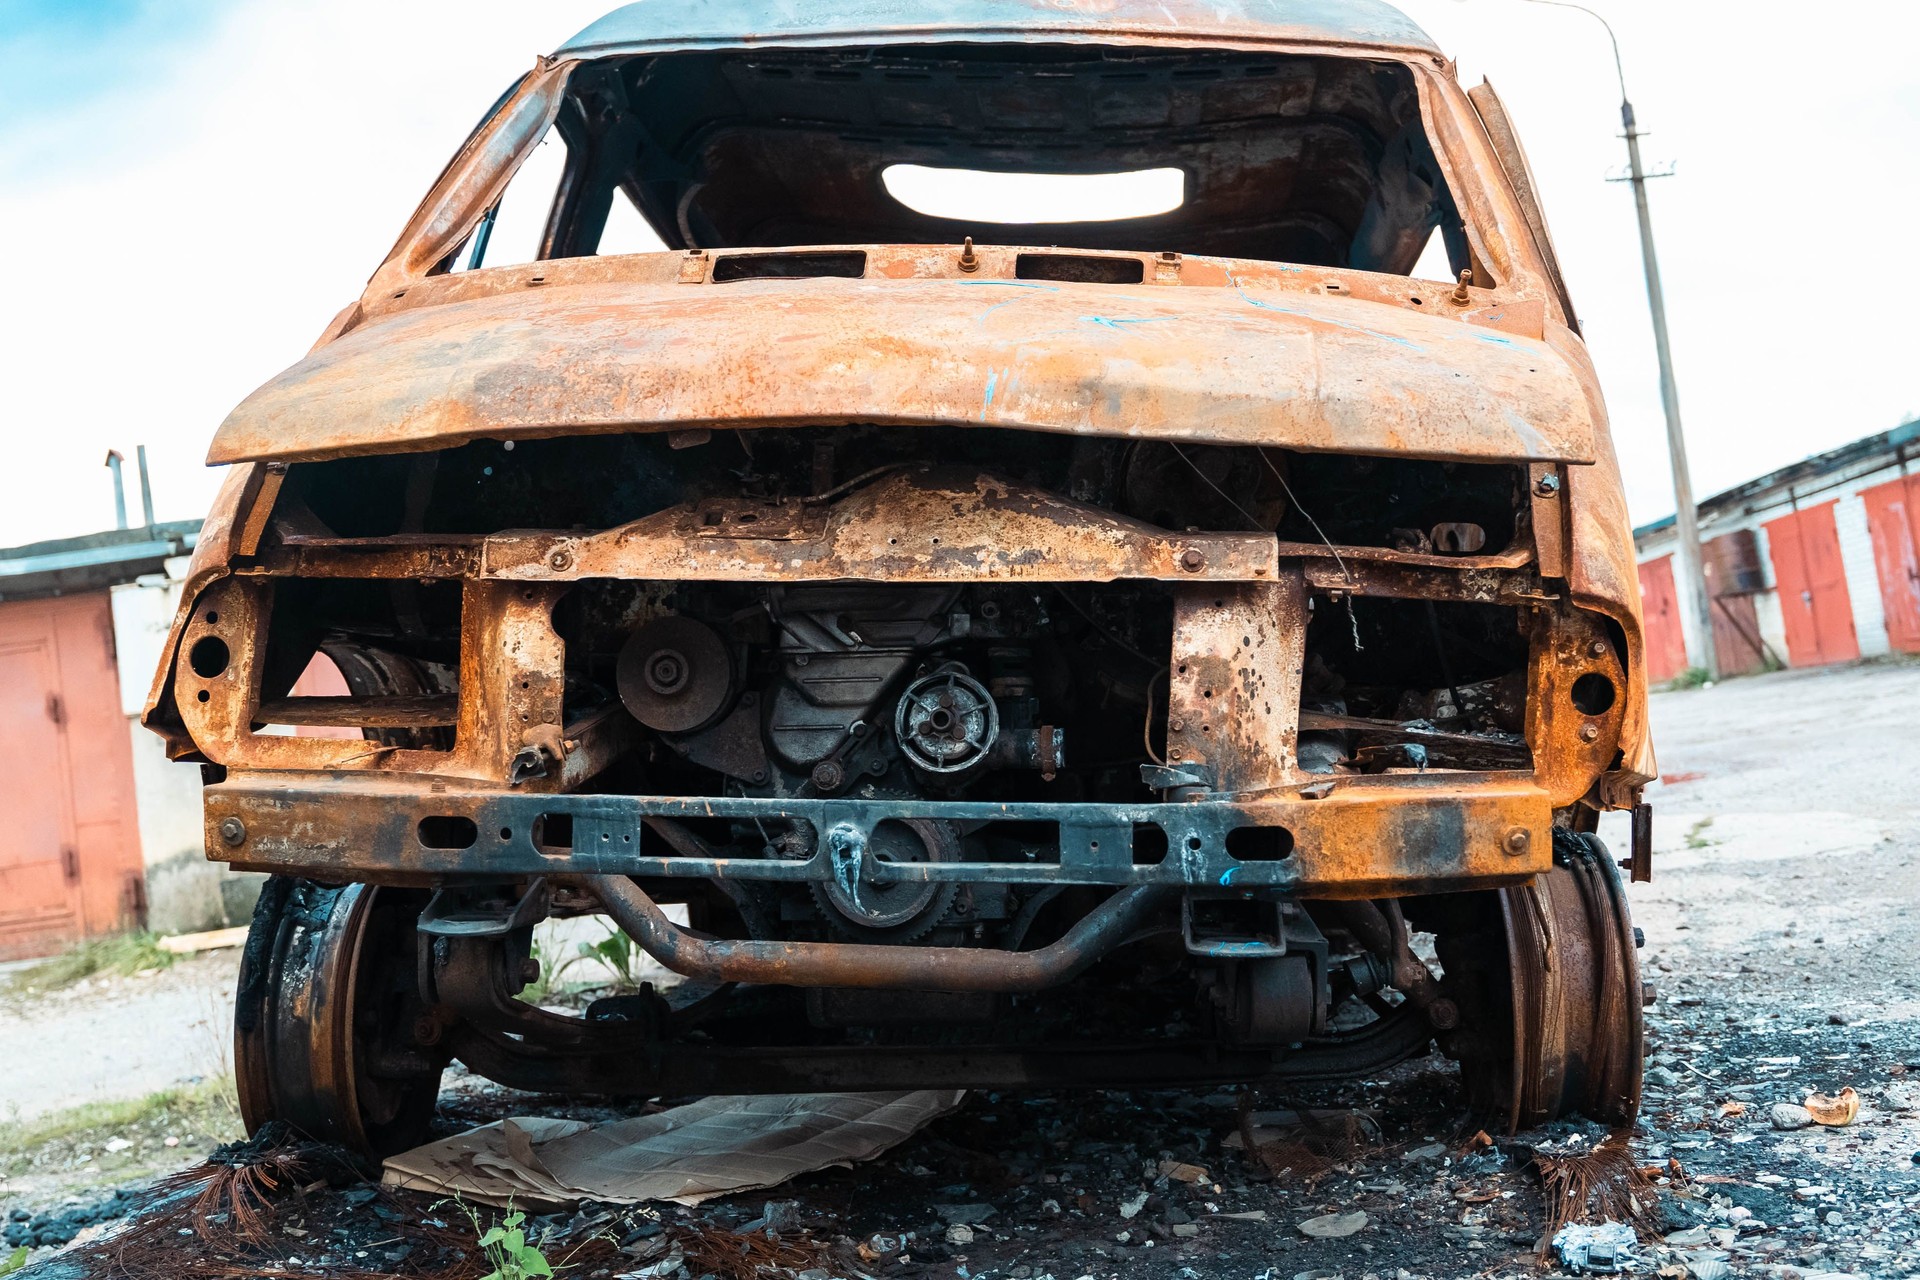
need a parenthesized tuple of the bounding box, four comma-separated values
(4, 659, 1919, 1279)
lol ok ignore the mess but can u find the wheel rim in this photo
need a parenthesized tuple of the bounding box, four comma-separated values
(1497, 833, 1644, 1130)
(235, 881, 441, 1156)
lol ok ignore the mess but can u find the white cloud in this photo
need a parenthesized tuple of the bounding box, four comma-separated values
(2, 0, 1915, 544)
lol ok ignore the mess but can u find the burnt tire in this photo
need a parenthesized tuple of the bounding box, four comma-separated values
(234, 878, 443, 1158)
(1441, 832, 1644, 1131)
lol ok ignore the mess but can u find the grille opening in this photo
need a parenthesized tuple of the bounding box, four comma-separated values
(965, 820, 1060, 863)
(1226, 826, 1295, 862)
(1016, 253, 1145, 285)
(1132, 824, 1169, 865)
(418, 816, 479, 850)
(533, 813, 574, 853)
(711, 250, 867, 282)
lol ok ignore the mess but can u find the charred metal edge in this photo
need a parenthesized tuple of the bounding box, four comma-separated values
(206, 778, 1552, 892)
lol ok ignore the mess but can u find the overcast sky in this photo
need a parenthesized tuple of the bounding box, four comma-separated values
(3, 0, 1916, 546)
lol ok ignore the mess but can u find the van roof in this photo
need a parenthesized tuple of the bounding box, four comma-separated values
(556, 0, 1441, 60)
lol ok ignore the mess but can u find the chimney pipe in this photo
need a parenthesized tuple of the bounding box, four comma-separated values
(136, 445, 156, 529)
(104, 450, 128, 530)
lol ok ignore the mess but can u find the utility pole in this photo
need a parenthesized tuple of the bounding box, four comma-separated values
(1523, 0, 1718, 678)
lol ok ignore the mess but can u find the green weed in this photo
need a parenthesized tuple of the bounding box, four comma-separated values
(3, 932, 176, 996)
(0, 1075, 238, 1166)
(566, 925, 644, 992)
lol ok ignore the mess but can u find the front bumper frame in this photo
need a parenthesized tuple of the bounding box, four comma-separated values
(207, 769, 1551, 898)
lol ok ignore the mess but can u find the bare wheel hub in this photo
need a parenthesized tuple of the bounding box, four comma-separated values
(234, 879, 442, 1157)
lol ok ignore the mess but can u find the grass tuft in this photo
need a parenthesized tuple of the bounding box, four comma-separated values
(3, 932, 177, 996)
(0, 1075, 239, 1164)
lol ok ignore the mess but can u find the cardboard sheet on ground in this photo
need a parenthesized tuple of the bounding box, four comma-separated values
(382, 1090, 966, 1207)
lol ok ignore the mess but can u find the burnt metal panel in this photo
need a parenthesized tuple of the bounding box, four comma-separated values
(209, 262, 1597, 467)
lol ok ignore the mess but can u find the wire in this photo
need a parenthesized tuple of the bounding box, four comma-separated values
(1256, 447, 1355, 586)
(1166, 443, 1270, 533)
(799, 461, 926, 505)
(1053, 588, 1162, 668)
(1142, 667, 1167, 766)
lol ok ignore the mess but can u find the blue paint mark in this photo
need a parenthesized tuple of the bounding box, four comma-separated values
(1475, 332, 1523, 349)
(956, 280, 1059, 291)
(980, 367, 1002, 422)
(1223, 271, 1423, 352)
(1503, 407, 1551, 457)
(1218, 867, 1239, 887)
(1079, 315, 1175, 331)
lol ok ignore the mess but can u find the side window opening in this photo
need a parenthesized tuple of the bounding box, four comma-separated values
(598, 186, 668, 256)
(451, 132, 572, 272)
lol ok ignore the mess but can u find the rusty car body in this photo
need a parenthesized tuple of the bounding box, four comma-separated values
(146, 0, 1653, 1154)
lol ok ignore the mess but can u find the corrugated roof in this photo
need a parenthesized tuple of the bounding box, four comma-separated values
(1634, 417, 1920, 541)
(0, 520, 200, 601)
(557, 0, 1441, 58)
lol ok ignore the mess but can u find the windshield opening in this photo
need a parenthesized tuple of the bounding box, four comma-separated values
(448, 44, 1476, 280)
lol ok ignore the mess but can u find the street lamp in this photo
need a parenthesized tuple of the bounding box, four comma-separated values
(1520, 0, 1719, 680)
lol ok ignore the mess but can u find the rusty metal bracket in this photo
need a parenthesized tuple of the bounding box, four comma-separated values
(1625, 802, 1653, 883)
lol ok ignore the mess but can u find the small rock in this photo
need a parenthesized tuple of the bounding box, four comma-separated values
(1298, 1211, 1368, 1239)
(1665, 1227, 1712, 1247)
(103, 1138, 132, 1153)
(1770, 1103, 1814, 1130)
(935, 1203, 998, 1225)
(1171, 1223, 1199, 1238)
(1647, 1066, 1681, 1088)
(1401, 1143, 1446, 1162)
(1118, 1191, 1150, 1220)
(945, 1224, 974, 1246)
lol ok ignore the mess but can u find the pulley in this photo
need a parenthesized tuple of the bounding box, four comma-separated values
(617, 615, 736, 733)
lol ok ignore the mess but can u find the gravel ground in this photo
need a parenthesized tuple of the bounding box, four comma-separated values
(0, 952, 237, 1122)
(6, 659, 1920, 1279)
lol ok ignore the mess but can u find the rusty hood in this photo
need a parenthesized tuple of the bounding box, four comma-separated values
(208, 260, 1597, 466)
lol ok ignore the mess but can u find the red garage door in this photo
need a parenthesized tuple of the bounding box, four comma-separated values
(1860, 474, 1920, 654)
(1637, 554, 1688, 683)
(0, 593, 144, 960)
(1764, 502, 1859, 668)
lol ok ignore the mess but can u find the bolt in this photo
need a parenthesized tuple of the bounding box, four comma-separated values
(1451, 267, 1474, 305)
(218, 816, 247, 847)
(1502, 827, 1530, 856)
(520, 957, 542, 987)
(1588, 640, 1609, 659)
(811, 760, 846, 792)
(1168, 719, 1183, 732)
(1534, 473, 1562, 498)
(1579, 722, 1600, 742)
(958, 236, 979, 273)
(548, 549, 573, 570)
(1426, 998, 1460, 1031)
(1180, 548, 1207, 572)
(1632, 926, 1646, 949)
(413, 1014, 442, 1046)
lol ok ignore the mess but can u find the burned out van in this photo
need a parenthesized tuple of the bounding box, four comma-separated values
(146, 0, 1654, 1154)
